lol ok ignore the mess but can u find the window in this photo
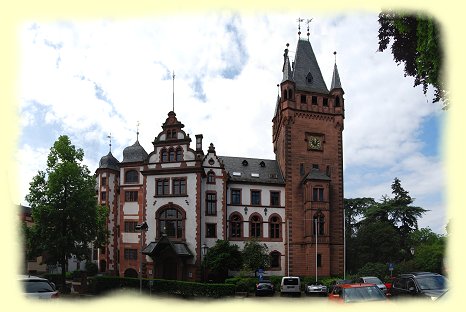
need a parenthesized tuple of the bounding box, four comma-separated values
(101, 177, 107, 186)
(270, 251, 281, 268)
(167, 130, 177, 139)
(312, 96, 317, 104)
(306, 72, 313, 84)
(288, 89, 293, 100)
(172, 178, 187, 195)
(207, 171, 216, 184)
(124, 248, 138, 260)
(161, 149, 168, 162)
(158, 207, 183, 239)
(270, 191, 280, 206)
(125, 170, 139, 183)
(269, 215, 281, 239)
(231, 189, 241, 205)
(206, 223, 216, 238)
(230, 214, 242, 238)
(206, 192, 217, 215)
(251, 190, 261, 206)
(250, 215, 262, 238)
(176, 148, 183, 161)
(124, 221, 138, 233)
(317, 254, 322, 267)
(169, 148, 175, 162)
(312, 187, 324, 201)
(125, 191, 138, 202)
(300, 95, 306, 103)
(100, 191, 106, 201)
(323, 98, 328, 106)
(335, 96, 340, 107)
(156, 179, 169, 196)
(313, 212, 325, 236)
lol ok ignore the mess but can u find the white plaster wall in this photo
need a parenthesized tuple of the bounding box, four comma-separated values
(123, 201, 139, 215)
(122, 232, 140, 244)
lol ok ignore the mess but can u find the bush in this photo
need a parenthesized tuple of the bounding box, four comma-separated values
(356, 262, 389, 281)
(85, 262, 98, 276)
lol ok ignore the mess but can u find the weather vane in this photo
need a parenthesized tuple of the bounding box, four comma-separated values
(297, 18, 304, 37)
(172, 70, 175, 112)
(306, 18, 313, 40)
(136, 121, 140, 141)
(107, 133, 112, 152)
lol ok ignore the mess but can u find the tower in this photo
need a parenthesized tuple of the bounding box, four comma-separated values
(272, 36, 345, 277)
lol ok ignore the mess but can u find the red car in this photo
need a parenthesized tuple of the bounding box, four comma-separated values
(328, 283, 387, 303)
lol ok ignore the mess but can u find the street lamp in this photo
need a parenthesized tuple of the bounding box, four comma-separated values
(201, 244, 209, 282)
(410, 247, 415, 256)
(135, 221, 148, 294)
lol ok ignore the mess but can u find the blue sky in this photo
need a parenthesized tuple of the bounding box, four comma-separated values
(16, 12, 447, 234)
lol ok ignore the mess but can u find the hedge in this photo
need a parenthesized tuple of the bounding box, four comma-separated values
(88, 276, 235, 298)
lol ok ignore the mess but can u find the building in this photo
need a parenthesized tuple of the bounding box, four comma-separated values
(95, 32, 345, 281)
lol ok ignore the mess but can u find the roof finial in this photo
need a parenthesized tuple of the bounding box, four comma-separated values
(277, 84, 280, 96)
(172, 71, 175, 112)
(306, 18, 313, 41)
(136, 121, 140, 141)
(107, 133, 112, 152)
(334, 51, 337, 64)
(297, 18, 304, 38)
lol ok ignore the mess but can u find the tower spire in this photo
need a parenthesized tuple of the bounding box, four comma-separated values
(172, 71, 175, 112)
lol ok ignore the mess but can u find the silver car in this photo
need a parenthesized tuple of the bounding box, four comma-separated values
(19, 275, 60, 299)
(357, 276, 388, 294)
(305, 282, 328, 296)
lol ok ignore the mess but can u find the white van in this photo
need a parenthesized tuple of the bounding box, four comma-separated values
(280, 276, 301, 296)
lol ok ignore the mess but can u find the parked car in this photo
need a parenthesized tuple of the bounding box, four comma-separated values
(255, 279, 275, 296)
(390, 272, 447, 300)
(357, 276, 388, 294)
(328, 279, 353, 294)
(280, 276, 301, 296)
(305, 282, 328, 296)
(328, 283, 387, 303)
(19, 275, 59, 299)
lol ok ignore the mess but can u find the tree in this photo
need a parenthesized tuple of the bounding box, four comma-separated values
(344, 197, 377, 238)
(241, 239, 270, 275)
(202, 240, 242, 282)
(378, 11, 447, 109)
(25, 135, 108, 291)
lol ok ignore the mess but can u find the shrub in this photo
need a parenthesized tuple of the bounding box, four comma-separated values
(85, 262, 98, 276)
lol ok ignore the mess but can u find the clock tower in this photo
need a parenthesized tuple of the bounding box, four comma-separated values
(272, 37, 345, 277)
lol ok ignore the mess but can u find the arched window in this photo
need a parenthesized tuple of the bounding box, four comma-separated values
(176, 147, 183, 161)
(207, 170, 215, 184)
(313, 212, 325, 236)
(169, 148, 175, 162)
(269, 214, 281, 239)
(288, 89, 293, 100)
(335, 96, 340, 107)
(283, 89, 288, 100)
(229, 213, 242, 238)
(250, 214, 262, 238)
(270, 251, 281, 269)
(158, 206, 184, 239)
(125, 170, 139, 183)
(161, 149, 168, 162)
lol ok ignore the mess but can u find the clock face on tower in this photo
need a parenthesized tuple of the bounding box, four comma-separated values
(308, 135, 322, 150)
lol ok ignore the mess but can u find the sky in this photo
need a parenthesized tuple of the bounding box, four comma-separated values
(15, 12, 447, 234)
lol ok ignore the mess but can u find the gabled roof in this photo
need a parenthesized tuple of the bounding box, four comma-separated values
(219, 156, 285, 185)
(292, 39, 328, 94)
(142, 235, 193, 258)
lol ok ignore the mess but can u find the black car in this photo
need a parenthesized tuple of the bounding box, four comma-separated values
(390, 272, 447, 300)
(255, 280, 275, 296)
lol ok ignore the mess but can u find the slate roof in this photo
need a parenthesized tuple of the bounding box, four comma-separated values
(98, 151, 120, 171)
(121, 140, 148, 163)
(219, 156, 285, 185)
(142, 235, 193, 258)
(292, 39, 329, 94)
(303, 168, 331, 182)
(331, 63, 342, 90)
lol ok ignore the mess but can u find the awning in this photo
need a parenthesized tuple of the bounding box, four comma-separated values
(142, 234, 193, 258)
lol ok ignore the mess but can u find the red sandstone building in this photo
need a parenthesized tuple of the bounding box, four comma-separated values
(95, 33, 345, 281)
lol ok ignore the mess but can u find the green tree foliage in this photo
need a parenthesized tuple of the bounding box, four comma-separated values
(378, 11, 447, 108)
(241, 239, 270, 275)
(24, 135, 108, 290)
(408, 228, 446, 274)
(202, 240, 242, 282)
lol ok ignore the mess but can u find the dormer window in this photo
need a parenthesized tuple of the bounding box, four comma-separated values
(306, 72, 313, 84)
(242, 160, 248, 166)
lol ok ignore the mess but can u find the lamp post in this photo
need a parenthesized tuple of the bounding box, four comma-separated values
(135, 221, 148, 294)
(410, 247, 415, 256)
(201, 244, 208, 282)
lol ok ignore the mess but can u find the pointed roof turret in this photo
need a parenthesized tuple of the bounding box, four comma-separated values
(98, 151, 120, 171)
(282, 44, 293, 83)
(331, 52, 342, 90)
(292, 39, 328, 94)
(122, 140, 148, 163)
